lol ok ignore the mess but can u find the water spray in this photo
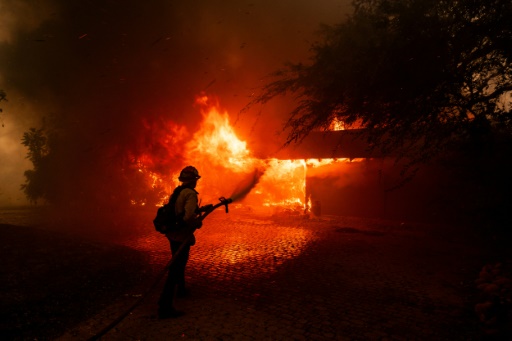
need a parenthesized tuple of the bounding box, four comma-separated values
(229, 168, 265, 202)
(195, 167, 264, 220)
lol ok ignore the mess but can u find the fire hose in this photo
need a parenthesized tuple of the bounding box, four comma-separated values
(87, 197, 233, 341)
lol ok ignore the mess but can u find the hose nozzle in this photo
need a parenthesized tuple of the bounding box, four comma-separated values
(218, 197, 233, 213)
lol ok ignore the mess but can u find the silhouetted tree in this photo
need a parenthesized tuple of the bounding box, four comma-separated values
(251, 0, 512, 163)
(0, 90, 6, 128)
(250, 0, 512, 236)
(20, 127, 50, 204)
(20, 118, 167, 207)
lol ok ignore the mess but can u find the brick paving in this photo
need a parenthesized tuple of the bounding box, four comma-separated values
(57, 210, 486, 340)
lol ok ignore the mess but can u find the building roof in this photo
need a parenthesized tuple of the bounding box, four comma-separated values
(271, 129, 378, 160)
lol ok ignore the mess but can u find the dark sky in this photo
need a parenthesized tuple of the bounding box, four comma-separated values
(0, 0, 351, 206)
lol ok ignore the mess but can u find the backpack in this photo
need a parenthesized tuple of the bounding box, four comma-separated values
(153, 186, 185, 234)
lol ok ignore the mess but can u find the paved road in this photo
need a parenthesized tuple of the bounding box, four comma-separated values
(57, 210, 486, 340)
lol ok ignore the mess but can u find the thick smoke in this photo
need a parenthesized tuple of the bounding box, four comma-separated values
(0, 0, 351, 209)
(0, 0, 57, 44)
(230, 168, 265, 203)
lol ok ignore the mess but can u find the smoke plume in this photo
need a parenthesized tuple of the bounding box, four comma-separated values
(230, 168, 265, 202)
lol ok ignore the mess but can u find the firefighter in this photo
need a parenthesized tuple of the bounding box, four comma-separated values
(158, 165, 203, 319)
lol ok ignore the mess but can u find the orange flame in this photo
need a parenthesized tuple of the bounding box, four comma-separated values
(133, 95, 361, 211)
(187, 96, 256, 172)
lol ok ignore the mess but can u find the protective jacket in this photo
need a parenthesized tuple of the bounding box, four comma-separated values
(166, 187, 201, 244)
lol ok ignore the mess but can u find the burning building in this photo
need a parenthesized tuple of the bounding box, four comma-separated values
(131, 94, 446, 223)
(0, 1, 450, 224)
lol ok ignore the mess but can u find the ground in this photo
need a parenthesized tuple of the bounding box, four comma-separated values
(0, 207, 507, 340)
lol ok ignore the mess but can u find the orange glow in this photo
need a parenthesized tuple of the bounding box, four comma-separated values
(117, 213, 317, 269)
(329, 117, 345, 131)
(132, 95, 361, 211)
(212, 222, 313, 267)
(329, 117, 364, 130)
(187, 96, 256, 172)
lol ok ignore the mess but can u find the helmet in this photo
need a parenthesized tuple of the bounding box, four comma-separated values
(178, 166, 201, 182)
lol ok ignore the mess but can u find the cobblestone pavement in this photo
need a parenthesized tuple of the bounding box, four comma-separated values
(55, 209, 486, 340)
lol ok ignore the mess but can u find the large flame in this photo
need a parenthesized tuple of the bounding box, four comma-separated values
(133, 95, 360, 212)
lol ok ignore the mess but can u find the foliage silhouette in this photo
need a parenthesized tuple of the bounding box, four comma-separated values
(0, 90, 6, 128)
(247, 0, 512, 238)
(21, 127, 49, 204)
(250, 0, 512, 164)
(20, 118, 167, 207)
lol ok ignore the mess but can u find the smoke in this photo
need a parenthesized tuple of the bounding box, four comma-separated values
(230, 168, 265, 202)
(0, 0, 57, 44)
(0, 90, 49, 207)
(0, 0, 57, 207)
(0, 0, 351, 209)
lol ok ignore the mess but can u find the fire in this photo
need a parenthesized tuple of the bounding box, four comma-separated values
(329, 117, 345, 131)
(183, 97, 310, 211)
(329, 116, 364, 131)
(186, 97, 255, 172)
(132, 95, 360, 213)
(252, 159, 306, 211)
